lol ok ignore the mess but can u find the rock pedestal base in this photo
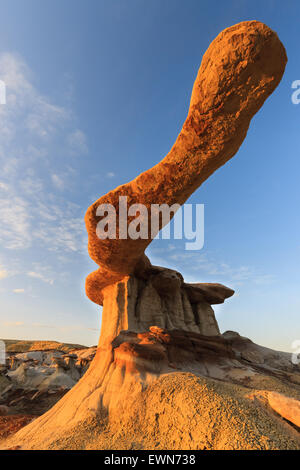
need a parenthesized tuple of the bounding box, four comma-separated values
(99, 266, 234, 347)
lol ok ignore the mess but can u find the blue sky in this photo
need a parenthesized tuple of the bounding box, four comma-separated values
(0, 0, 299, 351)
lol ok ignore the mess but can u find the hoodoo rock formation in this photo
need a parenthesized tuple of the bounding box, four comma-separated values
(85, 20, 287, 303)
(98, 266, 235, 345)
(4, 21, 298, 451)
(84, 19, 286, 350)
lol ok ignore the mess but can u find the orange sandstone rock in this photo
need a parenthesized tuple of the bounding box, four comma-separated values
(268, 392, 300, 428)
(85, 20, 287, 307)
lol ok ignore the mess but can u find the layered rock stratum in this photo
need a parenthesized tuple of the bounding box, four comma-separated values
(2, 21, 299, 450)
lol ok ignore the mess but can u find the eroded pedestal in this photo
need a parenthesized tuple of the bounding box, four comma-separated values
(99, 266, 234, 347)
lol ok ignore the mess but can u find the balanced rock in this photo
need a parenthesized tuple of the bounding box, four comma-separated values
(84, 20, 286, 348)
(85, 20, 287, 308)
(3, 21, 290, 450)
(98, 265, 234, 344)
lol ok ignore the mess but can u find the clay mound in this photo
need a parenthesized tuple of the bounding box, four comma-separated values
(2, 329, 300, 450)
(86, 374, 300, 450)
(5, 374, 300, 450)
(2, 339, 86, 353)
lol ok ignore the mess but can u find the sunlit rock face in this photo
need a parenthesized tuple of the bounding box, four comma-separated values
(85, 20, 287, 311)
(99, 266, 234, 346)
(84, 20, 287, 344)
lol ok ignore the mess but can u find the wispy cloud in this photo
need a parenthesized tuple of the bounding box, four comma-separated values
(51, 173, 65, 190)
(0, 52, 68, 154)
(149, 247, 276, 287)
(0, 194, 32, 249)
(3, 321, 25, 327)
(26, 261, 66, 285)
(13, 288, 25, 294)
(27, 271, 54, 285)
(66, 129, 88, 155)
(0, 182, 9, 191)
(0, 52, 87, 255)
(0, 267, 8, 280)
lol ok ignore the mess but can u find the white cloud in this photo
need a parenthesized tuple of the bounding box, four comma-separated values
(51, 173, 65, 190)
(167, 244, 176, 251)
(34, 206, 85, 253)
(0, 268, 8, 280)
(13, 288, 25, 293)
(3, 321, 24, 327)
(20, 176, 43, 195)
(150, 247, 275, 288)
(67, 129, 88, 155)
(0, 182, 9, 191)
(253, 274, 276, 286)
(0, 195, 32, 249)
(106, 172, 115, 178)
(0, 52, 87, 254)
(27, 271, 54, 285)
(0, 53, 68, 151)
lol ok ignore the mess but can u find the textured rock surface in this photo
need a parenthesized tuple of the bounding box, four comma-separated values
(84, 19, 287, 364)
(268, 391, 300, 428)
(0, 415, 35, 443)
(98, 267, 234, 345)
(85, 20, 287, 306)
(2, 330, 300, 450)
